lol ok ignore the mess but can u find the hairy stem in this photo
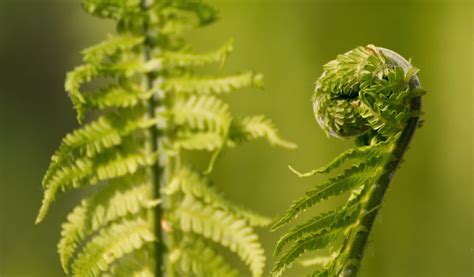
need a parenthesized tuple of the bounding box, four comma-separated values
(141, 1, 165, 275)
(342, 49, 422, 277)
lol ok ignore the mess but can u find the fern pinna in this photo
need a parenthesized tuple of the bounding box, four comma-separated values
(271, 45, 425, 276)
(35, 1, 295, 276)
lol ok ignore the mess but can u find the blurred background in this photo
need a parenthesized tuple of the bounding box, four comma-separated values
(0, 0, 472, 276)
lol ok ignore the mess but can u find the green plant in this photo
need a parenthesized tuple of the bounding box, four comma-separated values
(271, 45, 425, 276)
(35, 1, 295, 276)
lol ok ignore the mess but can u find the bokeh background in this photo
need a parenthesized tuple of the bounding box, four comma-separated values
(0, 0, 472, 276)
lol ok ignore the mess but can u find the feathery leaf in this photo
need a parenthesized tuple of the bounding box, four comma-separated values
(273, 45, 423, 276)
(168, 167, 271, 227)
(82, 34, 144, 64)
(159, 39, 233, 69)
(83, 84, 152, 111)
(173, 131, 223, 151)
(58, 171, 155, 272)
(37, 145, 157, 223)
(39, 1, 295, 275)
(163, 72, 264, 95)
(172, 95, 231, 133)
(230, 115, 297, 149)
(104, 246, 155, 277)
(176, 196, 266, 277)
(71, 217, 155, 277)
(272, 230, 338, 277)
(171, 235, 238, 277)
(271, 162, 378, 231)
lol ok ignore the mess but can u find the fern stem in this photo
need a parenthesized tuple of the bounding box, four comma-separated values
(341, 49, 422, 277)
(144, 63, 166, 276)
(140, 1, 165, 275)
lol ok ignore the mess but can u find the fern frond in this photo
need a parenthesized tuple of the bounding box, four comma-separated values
(230, 115, 297, 149)
(176, 195, 266, 277)
(82, 0, 141, 20)
(39, 1, 295, 275)
(71, 217, 155, 277)
(160, 39, 233, 68)
(82, 34, 144, 64)
(173, 131, 223, 151)
(57, 171, 154, 272)
(104, 246, 155, 277)
(272, 162, 379, 231)
(273, 45, 423, 276)
(168, 167, 271, 226)
(272, 230, 338, 277)
(172, 95, 231, 133)
(289, 139, 394, 177)
(169, 0, 218, 26)
(84, 84, 152, 110)
(274, 202, 361, 256)
(66, 62, 144, 122)
(171, 235, 238, 277)
(43, 111, 154, 187)
(163, 72, 264, 95)
(37, 146, 156, 223)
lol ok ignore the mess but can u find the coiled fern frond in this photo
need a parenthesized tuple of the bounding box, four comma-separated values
(271, 45, 425, 277)
(36, 1, 295, 276)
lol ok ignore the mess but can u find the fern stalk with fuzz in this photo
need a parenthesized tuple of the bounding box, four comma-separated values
(36, 1, 295, 276)
(271, 45, 425, 276)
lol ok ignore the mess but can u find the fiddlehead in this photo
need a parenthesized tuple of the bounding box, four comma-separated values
(36, 1, 295, 276)
(272, 45, 425, 276)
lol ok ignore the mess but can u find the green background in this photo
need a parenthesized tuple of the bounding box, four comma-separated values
(0, 0, 472, 276)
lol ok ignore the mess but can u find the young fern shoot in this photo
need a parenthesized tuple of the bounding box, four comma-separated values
(36, 1, 295, 276)
(271, 45, 425, 276)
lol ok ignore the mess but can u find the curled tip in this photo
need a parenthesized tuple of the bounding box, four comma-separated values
(313, 45, 422, 139)
(288, 165, 316, 178)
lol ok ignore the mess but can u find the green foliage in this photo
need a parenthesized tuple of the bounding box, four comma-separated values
(230, 115, 297, 149)
(176, 195, 266, 276)
(36, 0, 294, 276)
(163, 72, 264, 95)
(170, 235, 238, 277)
(71, 217, 155, 276)
(272, 45, 424, 276)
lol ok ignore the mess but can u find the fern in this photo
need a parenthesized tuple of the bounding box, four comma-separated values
(36, 1, 295, 276)
(176, 195, 266, 276)
(169, 234, 238, 277)
(272, 45, 425, 276)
